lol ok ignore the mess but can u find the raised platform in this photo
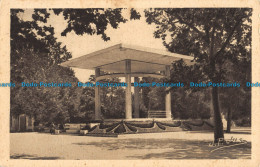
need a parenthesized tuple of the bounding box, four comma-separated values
(85, 119, 214, 136)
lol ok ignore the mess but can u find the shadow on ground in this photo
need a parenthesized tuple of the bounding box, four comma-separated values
(73, 138, 251, 159)
(10, 154, 60, 160)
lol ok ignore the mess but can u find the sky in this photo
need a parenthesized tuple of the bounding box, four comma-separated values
(21, 9, 166, 82)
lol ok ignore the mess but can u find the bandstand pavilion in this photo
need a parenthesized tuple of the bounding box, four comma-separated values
(61, 43, 193, 121)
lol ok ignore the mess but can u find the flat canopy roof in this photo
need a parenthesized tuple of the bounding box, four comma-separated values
(61, 43, 194, 73)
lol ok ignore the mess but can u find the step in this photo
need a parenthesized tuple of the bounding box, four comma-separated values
(149, 113, 166, 115)
(66, 129, 79, 134)
(148, 116, 166, 118)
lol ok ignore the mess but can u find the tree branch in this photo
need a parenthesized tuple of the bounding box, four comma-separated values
(214, 17, 243, 58)
(173, 13, 205, 37)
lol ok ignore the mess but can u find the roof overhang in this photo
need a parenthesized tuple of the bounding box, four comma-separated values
(61, 43, 194, 73)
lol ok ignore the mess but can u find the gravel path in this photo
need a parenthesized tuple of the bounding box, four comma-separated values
(10, 131, 251, 160)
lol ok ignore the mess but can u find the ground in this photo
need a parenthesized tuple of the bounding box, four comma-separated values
(10, 128, 251, 160)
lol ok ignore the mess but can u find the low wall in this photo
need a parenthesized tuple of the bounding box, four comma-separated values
(86, 119, 214, 136)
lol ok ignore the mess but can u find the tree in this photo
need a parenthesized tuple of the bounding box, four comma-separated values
(51, 8, 140, 41)
(11, 9, 83, 124)
(11, 8, 142, 125)
(167, 60, 211, 119)
(219, 59, 251, 132)
(10, 47, 81, 124)
(144, 8, 252, 142)
(11, 9, 72, 64)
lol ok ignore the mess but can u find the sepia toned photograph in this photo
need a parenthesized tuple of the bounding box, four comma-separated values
(8, 7, 253, 161)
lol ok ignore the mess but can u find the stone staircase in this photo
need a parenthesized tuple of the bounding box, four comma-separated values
(148, 110, 167, 118)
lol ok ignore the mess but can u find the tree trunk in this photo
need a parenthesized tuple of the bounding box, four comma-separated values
(212, 86, 224, 142)
(226, 105, 232, 133)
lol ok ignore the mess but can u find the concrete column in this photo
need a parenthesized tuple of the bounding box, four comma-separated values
(125, 60, 132, 119)
(134, 77, 140, 118)
(165, 65, 172, 119)
(165, 93, 171, 118)
(95, 68, 101, 120)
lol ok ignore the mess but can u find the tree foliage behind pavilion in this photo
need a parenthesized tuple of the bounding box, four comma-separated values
(10, 8, 138, 125)
(11, 9, 251, 141)
(145, 8, 251, 141)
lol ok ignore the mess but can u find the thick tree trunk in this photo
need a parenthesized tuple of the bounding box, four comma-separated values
(226, 105, 232, 133)
(212, 86, 224, 142)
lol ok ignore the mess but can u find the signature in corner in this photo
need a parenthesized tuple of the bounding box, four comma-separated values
(208, 136, 248, 153)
